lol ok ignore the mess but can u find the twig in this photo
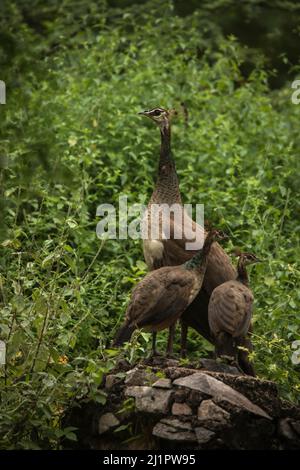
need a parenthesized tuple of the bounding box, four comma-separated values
(276, 188, 291, 253)
(82, 239, 106, 281)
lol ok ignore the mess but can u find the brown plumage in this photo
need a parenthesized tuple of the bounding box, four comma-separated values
(208, 252, 260, 373)
(138, 107, 241, 361)
(114, 230, 223, 354)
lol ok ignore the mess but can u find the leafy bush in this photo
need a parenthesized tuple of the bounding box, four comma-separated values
(0, 0, 300, 449)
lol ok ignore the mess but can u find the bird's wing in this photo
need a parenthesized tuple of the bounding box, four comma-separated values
(143, 208, 236, 294)
(208, 281, 253, 337)
(126, 268, 195, 329)
(204, 243, 236, 294)
(167, 211, 205, 251)
(161, 214, 205, 264)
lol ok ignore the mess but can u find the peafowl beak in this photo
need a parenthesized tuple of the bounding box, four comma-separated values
(138, 110, 150, 116)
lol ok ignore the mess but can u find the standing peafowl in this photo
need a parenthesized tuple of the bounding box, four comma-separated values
(208, 252, 260, 375)
(114, 230, 225, 356)
(137, 107, 255, 367)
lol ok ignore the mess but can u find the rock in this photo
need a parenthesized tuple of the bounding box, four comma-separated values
(195, 427, 215, 445)
(160, 418, 193, 431)
(197, 400, 230, 425)
(164, 358, 180, 367)
(143, 357, 179, 368)
(204, 371, 280, 417)
(173, 389, 189, 403)
(105, 374, 123, 389)
(125, 367, 156, 386)
(280, 399, 300, 420)
(153, 378, 172, 389)
(290, 420, 300, 437)
(125, 386, 152, 398)
(173, 372, 271, 419)
(199, 358, 241, 375)
(98, 413, 120, 435)
(152, 423, 196, 442)
(125, 386, 172, 414)
(165, 367, 196, 381)
(278, 418, 299, 442)
(136, 389, 172, 414)
(172, 402, 192, 416)
(187, 389, 208, 406)
(153, 418, 196, 442)
(64, 360, 300, 450)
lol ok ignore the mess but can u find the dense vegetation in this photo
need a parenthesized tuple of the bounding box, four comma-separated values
(0, 0, 300, 449)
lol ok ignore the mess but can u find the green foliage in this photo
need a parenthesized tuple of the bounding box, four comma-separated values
(1, 0, 300, 449)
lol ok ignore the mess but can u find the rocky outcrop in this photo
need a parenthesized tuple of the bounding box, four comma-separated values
(64, 358, 300, 450)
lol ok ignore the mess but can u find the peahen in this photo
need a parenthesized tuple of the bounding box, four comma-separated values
(114, 230, 224, 356)
(208, 252, 260, 375)
(137, 107, 254, 373)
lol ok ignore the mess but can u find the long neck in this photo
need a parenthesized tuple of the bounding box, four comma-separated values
(184, 233, 215, 272)
(237, 257, 249, 286)
(150, 123, 181, 205)
(159, 125, 172, 164)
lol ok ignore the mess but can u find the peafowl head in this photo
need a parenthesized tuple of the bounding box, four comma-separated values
(233, 250, 262, 266)
(241, 252, 262, 266)
(138, 107, 177, 128)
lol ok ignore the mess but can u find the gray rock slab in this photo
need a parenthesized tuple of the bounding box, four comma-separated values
(135, 388, 172, 414)
(290, 420, 300, 437)
(195, 427, 215, 444)
(126, 386, 172, 414)
(174, 372, 271, 419)
(165, 367, 197, 381)
(197, 399, 230, 424)
(152, 378, 172, 389)
(278, 418, 299, 441)
(199, 358, 241, 375)
(125, 386, 153, 398)
(153, 418, 196, 442)
(172, 402, 192, 416)
(125, 367, 157, 386)
(160, 418, 193, 431)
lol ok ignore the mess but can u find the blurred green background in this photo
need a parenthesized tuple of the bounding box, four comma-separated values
(0, 0, 300, 449)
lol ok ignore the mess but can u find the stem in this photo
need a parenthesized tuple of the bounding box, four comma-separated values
(276, 188, 291, 253)
(82, 238, 105, 281)
(30, 303, 50, 374)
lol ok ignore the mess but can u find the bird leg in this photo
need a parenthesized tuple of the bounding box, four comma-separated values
(148, 332, 163, 358)
(180, 321, 188, 358)
(148, 332, 160, 358)
(166, 323, 176, 358)
(215, 332, 237, 366)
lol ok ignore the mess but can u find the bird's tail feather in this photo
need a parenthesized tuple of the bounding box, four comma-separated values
(113, 321, 135, 347)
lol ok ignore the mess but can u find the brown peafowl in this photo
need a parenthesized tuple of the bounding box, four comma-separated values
(114, 230, 224, 356)
(208, 252, 260, 375)
(138, 107, 253, 367)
